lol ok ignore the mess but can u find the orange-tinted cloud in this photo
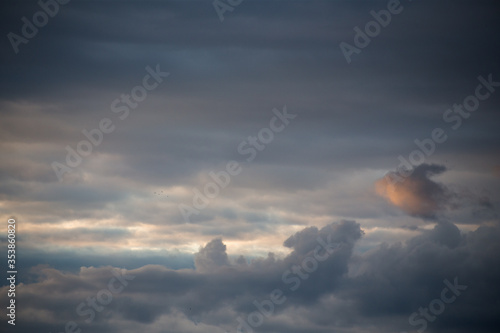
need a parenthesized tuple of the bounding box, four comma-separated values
(376, 164, 451, 219)
(494, 165, 500, 178)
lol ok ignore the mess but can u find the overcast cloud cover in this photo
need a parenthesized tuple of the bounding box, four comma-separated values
(1, 0, 499, 332)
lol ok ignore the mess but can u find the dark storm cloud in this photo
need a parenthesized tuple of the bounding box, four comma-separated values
(2, 220, 500, 333)
(0, 221, 361, 331)
(342, 221, 500, 333)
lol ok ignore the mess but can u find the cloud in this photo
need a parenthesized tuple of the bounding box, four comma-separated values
(1, 0, 500, 332)
(1, 221, 362, 331)
(494, 165, 500, 178)
(3, 220, 500, 333)
(194, 238, 230, 273)
(342, 221, 500, 333)
(376, 164, 453, 219)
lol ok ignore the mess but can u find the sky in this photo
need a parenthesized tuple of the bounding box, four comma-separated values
(1, 0, 500, 332)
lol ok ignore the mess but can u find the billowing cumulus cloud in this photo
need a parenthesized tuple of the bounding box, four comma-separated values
(2, 220, 500, 333)
(194, 238, 230, 273)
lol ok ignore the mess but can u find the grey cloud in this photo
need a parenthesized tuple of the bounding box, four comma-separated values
(194, 238, 230, 273)
(2, 220, 500, 333)
(1, 221, 362, 331)
(1, 0, 500, 332)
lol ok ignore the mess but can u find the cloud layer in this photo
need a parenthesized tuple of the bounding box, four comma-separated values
(1, 0, 500, 332)
(1, 220, 500, 333)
